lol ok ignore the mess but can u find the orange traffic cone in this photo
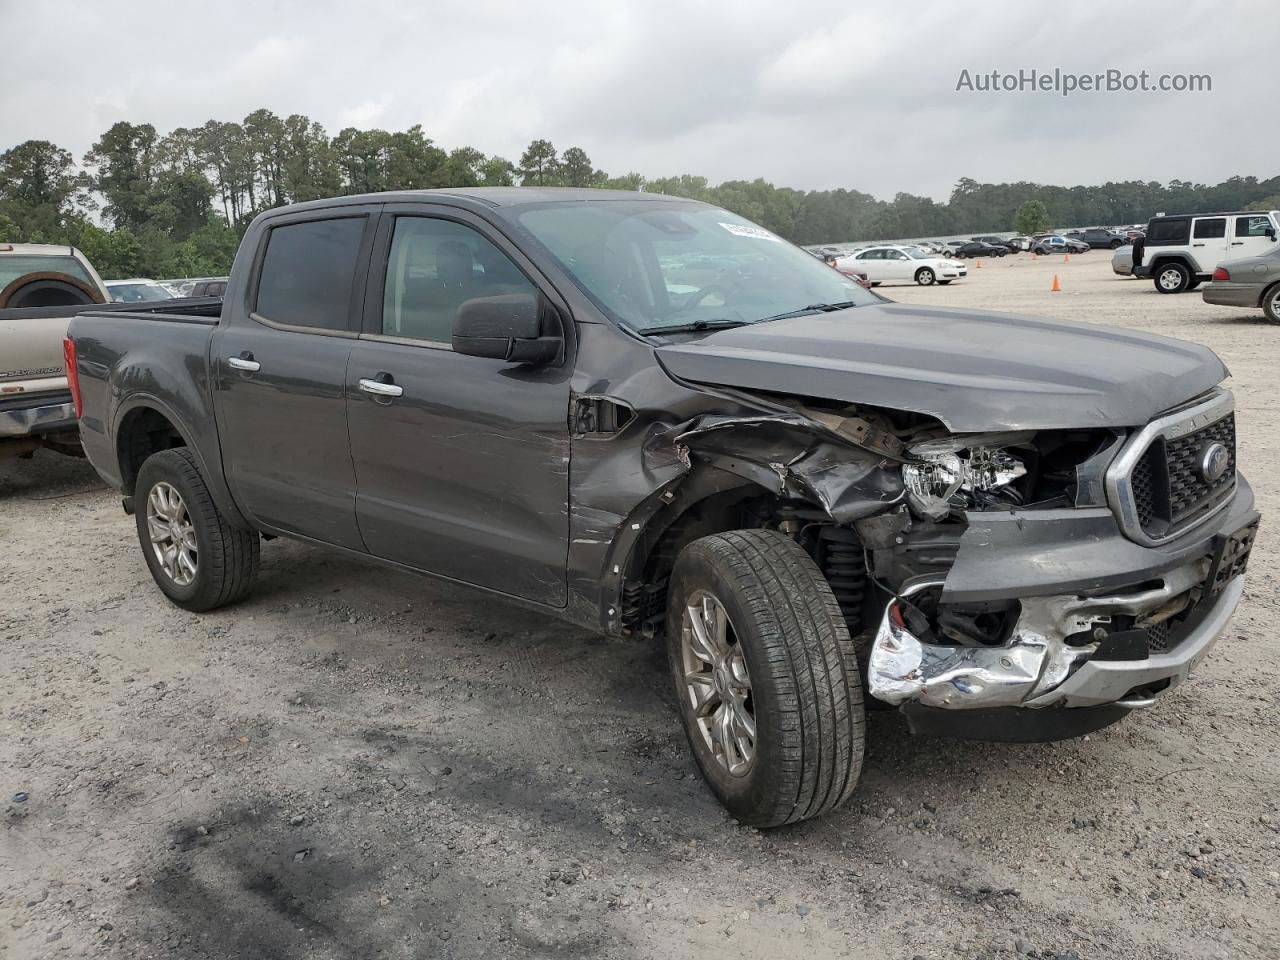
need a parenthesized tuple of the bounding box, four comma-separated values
(975, 259, 982, 269)
(1050, 274, 1062, 292)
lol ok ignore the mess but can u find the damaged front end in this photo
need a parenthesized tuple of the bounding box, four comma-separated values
(650, 388, 1255, 738)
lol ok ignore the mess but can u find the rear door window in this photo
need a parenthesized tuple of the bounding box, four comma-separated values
(1192, 218, 1226, 240)
(255, 217, 367, 331)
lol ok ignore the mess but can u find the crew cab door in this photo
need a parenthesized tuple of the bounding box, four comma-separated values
(345, 206, 571, 606)
(1190, 217, 1230, 270)
(1230, 213, 1279, 261)
(210, 207, 379, 550)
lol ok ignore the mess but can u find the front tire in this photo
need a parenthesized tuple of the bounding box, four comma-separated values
(1154, 262, 1190, 294)
(915, 267, 936, 286)
(666, 530, 864, 827)
(135, 448, 260, 612)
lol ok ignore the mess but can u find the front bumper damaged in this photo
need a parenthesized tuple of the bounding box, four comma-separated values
(867, 481, 1257, 723)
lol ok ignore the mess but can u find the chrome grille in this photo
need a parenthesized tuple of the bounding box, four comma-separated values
(1106, 391, 1237, 546)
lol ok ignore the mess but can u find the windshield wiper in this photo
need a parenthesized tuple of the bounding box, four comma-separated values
(638, 319, 749, 336)
(758, 300, 861, 323)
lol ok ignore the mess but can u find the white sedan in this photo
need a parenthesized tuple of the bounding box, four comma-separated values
(835, 245, 967, 286)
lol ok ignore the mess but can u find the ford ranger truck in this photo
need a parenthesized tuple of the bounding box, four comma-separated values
(66, 188, 1259, 827)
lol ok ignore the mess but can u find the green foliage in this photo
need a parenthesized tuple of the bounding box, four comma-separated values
(1014, 199, 1051, 235)
(4, 111, 1280, 280)
(518, 139, 559, 186)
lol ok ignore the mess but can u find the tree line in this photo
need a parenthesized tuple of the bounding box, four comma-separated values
(2, 108, 1278, 279)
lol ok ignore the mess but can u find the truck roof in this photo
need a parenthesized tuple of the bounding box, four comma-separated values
(267, 186, 698, 216)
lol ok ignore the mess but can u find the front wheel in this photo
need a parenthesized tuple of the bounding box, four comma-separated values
(135, 448, 260, 611)
(915, 267, 936, 285)
(1154, 262, 1191, 294)
(666, 530, 864, 827)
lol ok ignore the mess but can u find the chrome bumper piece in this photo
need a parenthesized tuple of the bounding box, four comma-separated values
(868, 563, 1242, 711)
(0, 400, 77, 437)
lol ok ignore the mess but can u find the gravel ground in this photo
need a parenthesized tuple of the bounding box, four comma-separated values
(2, 253, 1278, 960)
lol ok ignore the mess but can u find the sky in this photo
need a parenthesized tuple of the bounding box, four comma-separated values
(1, 0, 1275, 201)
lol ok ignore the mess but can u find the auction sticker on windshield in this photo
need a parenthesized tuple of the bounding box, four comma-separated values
(719, 222, 782, 242)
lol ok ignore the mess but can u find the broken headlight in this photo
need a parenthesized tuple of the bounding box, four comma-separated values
(902, 432, 1033, 518)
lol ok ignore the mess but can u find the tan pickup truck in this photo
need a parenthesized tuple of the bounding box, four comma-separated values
(0, 243, 115, 458)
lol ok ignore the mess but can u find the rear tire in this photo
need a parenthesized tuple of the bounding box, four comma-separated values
(666, 530, 864, 827)
(1154, 262, 1191, 294)
(134, 448, 259, 612)
(1263, 282, 1280, 324)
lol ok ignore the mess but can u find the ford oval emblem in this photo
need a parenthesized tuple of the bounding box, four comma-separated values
(1198, 442, 1230, 483)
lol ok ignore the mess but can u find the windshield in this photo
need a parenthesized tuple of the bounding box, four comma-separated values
(905, 249, 932, 260)
(108, 282, 173, 302)
(516, 201, 875, 334)
(0, 254, 93, 288)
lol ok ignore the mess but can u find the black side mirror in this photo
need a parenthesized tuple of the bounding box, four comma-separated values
(1266, 227, 1277, 241)
(452, 293, 562, 365)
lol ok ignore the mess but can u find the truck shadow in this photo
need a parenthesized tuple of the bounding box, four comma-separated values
(0, 448, 104, 502)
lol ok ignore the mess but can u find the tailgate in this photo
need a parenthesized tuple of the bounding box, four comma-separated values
(0, 313, 71, 390)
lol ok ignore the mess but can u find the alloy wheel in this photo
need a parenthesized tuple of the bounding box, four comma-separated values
(146, 481, 198, 586)
(680, 591, 756, 777)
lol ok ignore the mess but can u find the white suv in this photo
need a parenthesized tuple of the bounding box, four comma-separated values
(1137, 210, 1280, 293)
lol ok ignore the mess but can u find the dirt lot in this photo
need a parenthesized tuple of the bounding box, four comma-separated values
(2, 253, 1278, 960)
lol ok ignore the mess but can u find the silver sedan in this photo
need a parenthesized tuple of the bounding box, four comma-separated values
(1202, 245, 1280, 322)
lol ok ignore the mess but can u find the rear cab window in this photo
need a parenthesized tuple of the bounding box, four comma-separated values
(254, 216, 368, 331)
(0, 255, 93, 288)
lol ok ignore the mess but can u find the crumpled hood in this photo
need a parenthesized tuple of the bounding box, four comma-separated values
(655, 303, 1228, 431)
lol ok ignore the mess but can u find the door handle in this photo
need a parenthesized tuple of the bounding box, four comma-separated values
(1231, 241, 1244, 245)
(227, 355, 260, 372)
(358, 376, 404, 399)
(1192, 243, 1205, 247)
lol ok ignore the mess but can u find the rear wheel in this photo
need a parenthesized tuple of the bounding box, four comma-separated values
(666, 530, 864, 827)
(914, 267, 936, 286)
(1154, 262, 1191, 294)
(1263, 282, 1280, 324)
(134, 448, 259, 611)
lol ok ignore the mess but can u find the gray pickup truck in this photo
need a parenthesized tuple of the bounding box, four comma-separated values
(68, 187, 1258, 827)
